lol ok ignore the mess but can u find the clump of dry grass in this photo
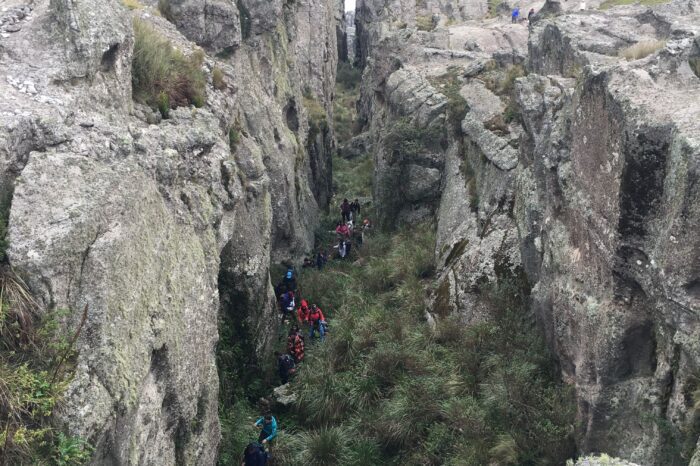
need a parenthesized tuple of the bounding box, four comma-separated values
(619, 40, 666, 61)
(122, 0, 143, 10)
(212, 67, 226, 90)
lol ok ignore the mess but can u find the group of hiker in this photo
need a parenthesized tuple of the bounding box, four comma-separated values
(335, 198, 372, 260)
(511, 6, 536, 23)
(242, 200, 371, 465)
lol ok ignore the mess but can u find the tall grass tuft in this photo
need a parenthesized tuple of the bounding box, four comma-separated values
(131, 18, 206, 117)
(619, 40, 666, 61)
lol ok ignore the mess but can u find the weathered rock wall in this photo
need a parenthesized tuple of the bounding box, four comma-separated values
(355, 0, 700, 463)
(0, 0, 339, 463)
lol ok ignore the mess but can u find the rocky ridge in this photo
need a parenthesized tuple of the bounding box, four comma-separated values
(0, 0, 341, 463)
(355, 0, 699, 463)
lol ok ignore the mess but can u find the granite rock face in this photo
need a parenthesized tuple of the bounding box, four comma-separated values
(0, 0, 339, 463)
(355, 0, 700, 463)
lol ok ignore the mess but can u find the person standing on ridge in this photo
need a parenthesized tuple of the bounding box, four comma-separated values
(512, 6, 520, 23)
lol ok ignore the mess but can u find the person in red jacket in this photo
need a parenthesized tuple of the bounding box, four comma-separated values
(287, 325, 305, 363)
(296, 299, 310, 324)
(307, 304, 326, 342)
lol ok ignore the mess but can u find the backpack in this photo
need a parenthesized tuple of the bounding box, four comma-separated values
(244, 442, 268, 466)
(280, 354, 295, 371)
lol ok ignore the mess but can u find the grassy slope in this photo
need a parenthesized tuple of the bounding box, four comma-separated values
(218, 62, 575, 465)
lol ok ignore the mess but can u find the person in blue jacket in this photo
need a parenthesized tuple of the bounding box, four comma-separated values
(254, 414, 277, 445)
(511, 6, 520, 23)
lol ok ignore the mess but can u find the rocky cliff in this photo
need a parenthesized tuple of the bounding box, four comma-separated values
(0, 0, 340, 463)
(355, 0, 699, 463)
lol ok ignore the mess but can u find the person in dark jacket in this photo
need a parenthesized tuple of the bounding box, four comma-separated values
(276, 351, 296, 384)
(350, 199, 361, 219)
(283, 267, 297, 292)
(528, 8, 535, 21)
(241, 442, 268, 466)
(340, 198, 351, 222)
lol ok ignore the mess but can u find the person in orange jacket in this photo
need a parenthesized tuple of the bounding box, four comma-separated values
(307, 304, 326, 342)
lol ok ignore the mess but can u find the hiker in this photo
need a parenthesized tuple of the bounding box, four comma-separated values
(315, 250, 328, 270)
(253, 414, 278, 445)
(302, 257, 314, 268)
(335, 221, 350, 237)
(276, 351, 296, 384)
(287, 325, 305, 362)
(527, 7, 535, 21)
(307, 304, 327, 342)
(340, 198, 351, 222)
(511, 6, 519, 23)
(283, 267, 297, 292)
(350, 199, 361, 219)
(296, 299, 311, 324)
(361, 218, 372, 244)
(279, 291, 295, 319)
(241, 442, 268, 466)
(344, 239, 352, 259)
(337, 239, 347, 259)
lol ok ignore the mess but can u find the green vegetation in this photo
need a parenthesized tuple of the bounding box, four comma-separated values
(213, 67, 226, 90)
(618, 40, 666, 61)
(303, 90, 329, 139)
(332, 153, 373, 201)
(334, 62, 361, 144)
(336, 61, 362, 91)
(481, 64, 527, 97)
(266, 228, 576, 465)
(0, 190, 11, 262)
(428, 68, 470, 131)
(131, 18, 206, 118)
(0, 272, 92, 464)
(228, 126, 241, 152)
(599, 0, 670, 9)
(383, 117, 443, 162)
(415, 15, 436, 32)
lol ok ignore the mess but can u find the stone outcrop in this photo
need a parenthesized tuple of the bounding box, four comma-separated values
(0, 0, 339, 463)
(355, 0, 700, 463)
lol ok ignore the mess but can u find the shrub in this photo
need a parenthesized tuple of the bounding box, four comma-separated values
(302, 92, 328, 138)
(619, 40, 666, 60)
(429, 68, 469, 131)
(0, 271, 92, 464)
(416, 15, 436, 32)
(212, 67, 226, 90)
(131, 18, 206, 118)
(336, 61, 362, 90)
(383, 117, 443, 161)
(228, 126, 240, 152)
